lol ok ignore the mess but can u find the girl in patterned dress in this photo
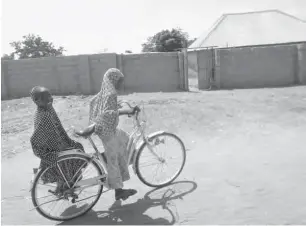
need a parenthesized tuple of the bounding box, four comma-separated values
(88, 68, 137, 201)
(30, 86, 85, 191)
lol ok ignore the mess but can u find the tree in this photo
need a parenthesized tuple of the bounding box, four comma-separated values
(9, 34, 65, 59)
(142, 28, 193, 52)
(1, 53, 14, 60)
(125, 50, 132, 53)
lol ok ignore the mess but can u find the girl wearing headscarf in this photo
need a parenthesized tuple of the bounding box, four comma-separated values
(88, 68, 137, 201)
(30, 86, 85, 192)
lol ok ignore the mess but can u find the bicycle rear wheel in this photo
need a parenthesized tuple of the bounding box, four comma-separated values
(31, 153, 103, 221)
(135, 132, 186, 188)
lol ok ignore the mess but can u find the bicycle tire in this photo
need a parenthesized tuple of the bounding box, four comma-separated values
(135, 132, 186, 188)
(31, 153, 104, 221)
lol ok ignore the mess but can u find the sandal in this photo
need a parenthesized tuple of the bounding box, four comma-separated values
(115, 189, 137, 201)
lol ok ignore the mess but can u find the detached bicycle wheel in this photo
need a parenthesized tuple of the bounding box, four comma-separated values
(31, 153, 103, 221)
(135, 132, 186, 188)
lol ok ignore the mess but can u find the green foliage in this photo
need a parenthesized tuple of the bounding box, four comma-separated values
(9, 34, 65, 59)
(142, 28, 193, 52)
(1, 53, 14, 60)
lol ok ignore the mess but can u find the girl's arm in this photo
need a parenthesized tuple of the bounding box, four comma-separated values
(118, 108, 134, 116)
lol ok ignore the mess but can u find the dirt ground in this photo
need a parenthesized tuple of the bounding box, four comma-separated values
(1, 86, 306, 224)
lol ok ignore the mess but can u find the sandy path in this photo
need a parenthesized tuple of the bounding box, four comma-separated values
(2, 124, 306, 225)
(2, 88, 306, 224)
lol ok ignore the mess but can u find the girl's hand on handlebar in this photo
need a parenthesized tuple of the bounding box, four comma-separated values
(118, 104, 140, 117)
(128, 106, 141, 117)
(133, 106, 141, 114)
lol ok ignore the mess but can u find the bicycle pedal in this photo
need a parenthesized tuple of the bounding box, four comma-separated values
(48, 189, 56, 194)
(48, 189, 60, 196)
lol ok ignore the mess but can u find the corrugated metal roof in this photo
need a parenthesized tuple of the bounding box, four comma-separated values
(189, 10, 306, 49)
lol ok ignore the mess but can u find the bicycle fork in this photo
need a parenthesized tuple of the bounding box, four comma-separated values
(144, 137, 165, 163)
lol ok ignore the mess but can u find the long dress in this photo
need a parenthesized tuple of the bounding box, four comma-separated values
(89, 68, 131, 189)
(30, 105, 85, 184)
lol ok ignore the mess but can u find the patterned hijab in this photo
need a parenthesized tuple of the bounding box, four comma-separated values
(30, 86, 71, 151)
(89, 68, 124, 137)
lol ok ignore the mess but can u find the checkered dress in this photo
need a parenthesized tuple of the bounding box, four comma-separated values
(30, 88, 85, 184)
(89, 68, 124, 138)
(89, 68, 132, 189)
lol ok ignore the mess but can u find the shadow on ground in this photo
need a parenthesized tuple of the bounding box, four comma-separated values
(58, 180, 197, 225)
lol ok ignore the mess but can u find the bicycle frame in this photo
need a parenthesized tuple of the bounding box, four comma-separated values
(69, 101, 161, 189)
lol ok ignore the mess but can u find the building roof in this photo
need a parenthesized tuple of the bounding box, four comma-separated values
(189, 10, 306, 49)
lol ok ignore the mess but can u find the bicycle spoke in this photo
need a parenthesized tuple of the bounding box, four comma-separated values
(158, 163, 166, 182)
(154, 162, 166, 183)
(74, 194, 100, 203)
(32, 197, 63, 211)
(48, 196, 61, 214)
(36, 183, 57, 188)
(57, 163, 71, 189)
(137, 133, 186, 187)
(152, 162, 162, 182)
(32, 155, 103, 220)
(56, 200, 69, 216)
(139, 160, 161, 167)
(36, 194, 55, 200)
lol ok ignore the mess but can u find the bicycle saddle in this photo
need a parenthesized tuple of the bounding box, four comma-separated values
(75, 124, 95, 137)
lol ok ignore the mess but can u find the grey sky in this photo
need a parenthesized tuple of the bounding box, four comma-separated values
(2, 0, 306, 55)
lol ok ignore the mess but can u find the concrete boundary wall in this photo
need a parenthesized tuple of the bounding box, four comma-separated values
(297, 43, 306, 85)
(196, 42, 306, 90)
(122, 52, 182, 92)
(1, 52, 188, 100)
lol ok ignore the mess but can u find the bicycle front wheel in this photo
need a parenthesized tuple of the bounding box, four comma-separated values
(135, 132, 186, 188)
(31, 153, 104, 221)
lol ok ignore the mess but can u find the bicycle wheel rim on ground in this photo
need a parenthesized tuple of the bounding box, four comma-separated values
(31, 154, 103, 221)
(135, 132, 186, 188)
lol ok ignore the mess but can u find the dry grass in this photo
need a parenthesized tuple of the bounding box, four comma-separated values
(2, 86, 306, 160)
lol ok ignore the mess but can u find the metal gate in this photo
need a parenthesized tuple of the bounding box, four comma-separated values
(196, 47, 216, 90)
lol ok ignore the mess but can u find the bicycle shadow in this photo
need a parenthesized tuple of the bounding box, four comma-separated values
(58, 180, 197, 225)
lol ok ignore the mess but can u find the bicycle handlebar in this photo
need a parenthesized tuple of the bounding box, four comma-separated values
(119, 100, 132, 108)
(119, 101, 141, 118)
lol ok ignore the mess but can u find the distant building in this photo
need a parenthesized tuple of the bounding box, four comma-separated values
(189, 9, 306, 49)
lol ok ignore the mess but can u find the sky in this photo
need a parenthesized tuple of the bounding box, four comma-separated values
(1, 0, 306, 55)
